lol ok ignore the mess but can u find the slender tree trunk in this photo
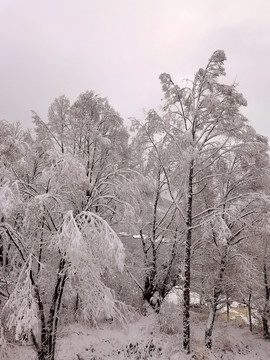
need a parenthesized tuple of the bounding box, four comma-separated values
(142, 169, 161, 310)
(183, 160, 194, 354)
(226, 295, 230, 322)
(0, 217, 6, 267)
(262, 317, 269, 339)
(61, 121, 64, 154)
(262, 260, 270, 339)
(86, 139, 91, 177)
(205, 302, 217, 350)
(88, 141, 97, 182)
(205, 245, 228, 349)
(0, 234, 3, 267)
(74, 293, 80, 322)
(247, 293, 252, 332)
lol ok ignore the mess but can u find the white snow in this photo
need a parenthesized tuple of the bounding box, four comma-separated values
(119, 232, 130, 236)
(217, 302, 260, 327)
(231, 301, 240, 308)
(132, 234, 147, 239)
(3, 309, 270, 360)
(165, 287, 200, 306)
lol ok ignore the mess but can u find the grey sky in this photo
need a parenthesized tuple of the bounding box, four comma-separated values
(1, 0, 270, 138)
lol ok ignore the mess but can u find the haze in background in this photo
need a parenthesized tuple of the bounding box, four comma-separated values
(1, 0, 269, 137)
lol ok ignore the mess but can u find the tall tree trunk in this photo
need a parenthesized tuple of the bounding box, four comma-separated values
(205, 245, 228, 349)
(0, 234, 3, 267)
(0, 217, 5, 267)
(226, 295, 230, 322)
(247, 293, 252, 332)
(142, 169, 161, 310)
(262, 260, 270, 339)
(74, 293, 80, 322)
(183, 160, 194, 354)
(205, 303, 217, 350)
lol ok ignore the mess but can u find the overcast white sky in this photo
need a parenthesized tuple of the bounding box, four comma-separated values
(1, 0, 270, 137)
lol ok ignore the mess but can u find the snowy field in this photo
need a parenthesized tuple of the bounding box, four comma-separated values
(3, 308, 270, 360)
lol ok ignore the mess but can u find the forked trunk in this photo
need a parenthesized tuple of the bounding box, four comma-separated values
(35, 258, 68, 360)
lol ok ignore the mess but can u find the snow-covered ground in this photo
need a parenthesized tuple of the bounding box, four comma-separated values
(217, 301, 260, 327)
(3, 308, 270, 360)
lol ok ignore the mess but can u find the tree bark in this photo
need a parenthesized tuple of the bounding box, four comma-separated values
(0, 227, 4, 266)
(205, 245, 228, 349)
(247, 293, 252, 332)
(29, 269, 47, 360)
(183, 160, 194, 354)
(205, 304, 217, 350)
(35, 257, 67, 360)
(262, 260, 270, 339)
(74, 293, 80, 322)
(226, 295, 230, 323)
(142, 169, 161, 311)
(47, 258, 67, 360)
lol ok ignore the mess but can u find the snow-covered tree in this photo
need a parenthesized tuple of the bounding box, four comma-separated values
(0, 95, 134, 360)
(0, 175, 126, 360)
(151, 50, 269, 352)
(32, 91, 132, 226)
(128, 117, 184, 310)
